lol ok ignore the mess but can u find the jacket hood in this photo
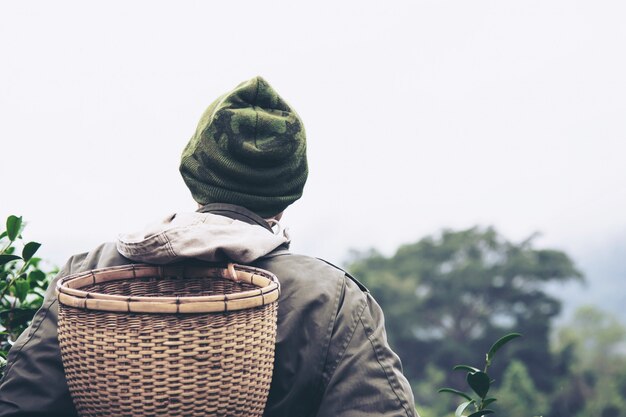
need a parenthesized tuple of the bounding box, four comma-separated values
(116, 211, 290, 265)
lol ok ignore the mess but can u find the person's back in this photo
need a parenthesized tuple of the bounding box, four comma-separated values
(0, 76, 418, 417)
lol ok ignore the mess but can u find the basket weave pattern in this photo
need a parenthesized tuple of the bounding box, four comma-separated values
(57, 265, 278, 417)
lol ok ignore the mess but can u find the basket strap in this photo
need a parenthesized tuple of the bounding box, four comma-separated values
(228, 263, 239, 282)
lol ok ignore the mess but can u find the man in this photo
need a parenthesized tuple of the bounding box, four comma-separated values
(0, 76, 418, 416)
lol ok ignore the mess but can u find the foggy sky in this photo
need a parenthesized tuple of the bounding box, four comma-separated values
(2, 0, 625, 279)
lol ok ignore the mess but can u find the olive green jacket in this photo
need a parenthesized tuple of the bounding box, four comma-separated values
(0, 204, 417, 417)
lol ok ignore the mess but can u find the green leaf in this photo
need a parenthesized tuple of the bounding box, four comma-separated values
(467, 371, 491, 399)
(0, 231, 7, 240)
(0, 254, 21, 266)
(467, 410, 494, 417)
(15, 278, 29, 303)
(6, 216, 22, 241)
(28, 270, 46, 284)
(487, 333, 522, 362)
(455, 400, 475, 417)
(438, 388, 473, 402)
(454, 364, 481, 373)
(22, 242, 41, 262)
(482, 398, 497, 407)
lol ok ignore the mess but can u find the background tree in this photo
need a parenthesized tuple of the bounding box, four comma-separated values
(347, 226, 583, 411)
(551, 306, 626, 417)
(493, 360, 549, 417)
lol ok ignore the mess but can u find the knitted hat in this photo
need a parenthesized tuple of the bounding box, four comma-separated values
(180, 76, 308, 217)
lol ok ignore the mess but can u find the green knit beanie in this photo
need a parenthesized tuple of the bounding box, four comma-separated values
(180, 76, 308, 217)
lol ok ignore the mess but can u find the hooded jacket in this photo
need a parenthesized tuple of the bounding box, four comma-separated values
(0, 204, 417, 417)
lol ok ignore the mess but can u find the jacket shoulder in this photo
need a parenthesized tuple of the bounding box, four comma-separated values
(314, 257, 369, 293)
(256, 253, 368, 293)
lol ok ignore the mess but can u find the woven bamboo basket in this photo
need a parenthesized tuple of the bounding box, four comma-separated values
(56, 263, 279, 417)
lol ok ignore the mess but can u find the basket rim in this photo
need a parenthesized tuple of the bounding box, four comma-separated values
(56, 263, 280, 314)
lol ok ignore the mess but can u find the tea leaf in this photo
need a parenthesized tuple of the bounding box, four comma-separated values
(28, 270, 46, 283)
(438, 387, 473, 402)
(455, 400, 475, 417)
(482, 398, 497, 407)
(467, 371, 491, 399)
(487, 333, 522, 362)
(6, 216, 22, 241)
(15, 279, 29, 303)
(0, 255, 21, 266)
(22, 242, 41, 262)
(454, 364, 481, 373)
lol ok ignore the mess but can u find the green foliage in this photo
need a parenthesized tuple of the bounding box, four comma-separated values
(0, 215, 57, 376)
(551, 306, 626, 417)
(439, 333, 521, 417)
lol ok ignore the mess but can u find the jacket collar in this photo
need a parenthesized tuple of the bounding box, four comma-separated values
(196, 203, 274, 233)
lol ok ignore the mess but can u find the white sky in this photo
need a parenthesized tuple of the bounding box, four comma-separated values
(1, 0, 625, 275)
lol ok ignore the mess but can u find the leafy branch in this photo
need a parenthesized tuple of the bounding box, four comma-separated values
(0, 215, 56, 376)
(438, 333, 530, 417)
